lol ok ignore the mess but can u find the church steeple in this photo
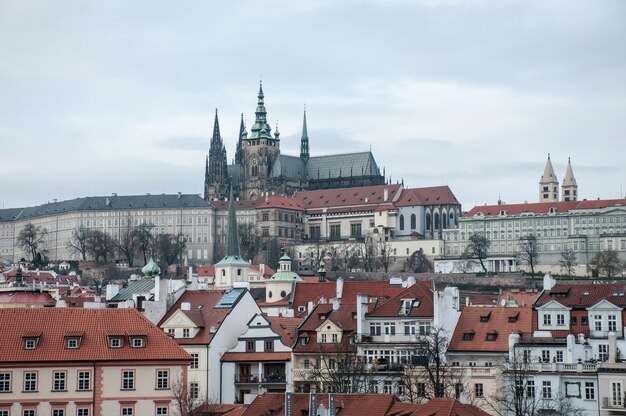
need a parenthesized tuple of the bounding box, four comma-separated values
(561, 157, 578, 201)
(225, 186, 242, 259)
(235, 113, 245, 165)
(249, 81, 273, 140)
(204, 109, 229, 201)
(539, 153, 559, 203)
(300, 108, 310, 164)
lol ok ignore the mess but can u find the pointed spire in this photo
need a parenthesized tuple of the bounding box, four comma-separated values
(274, 121, 280, 139)
(250, 81, 272, 139)
(235, 113, 245, 165)
(561, 157, 578, 201)
(225, 186, 242, 259)
(539, 153, 559, 203)
(211, 108, 221, 144)
(300, 108, 310, 163)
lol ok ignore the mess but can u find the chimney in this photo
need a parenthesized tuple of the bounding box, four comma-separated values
(153, 273, 160, 302)
(181, 302, 191, 311)
(509, 333, 521, 361)
(356, 293, 368, 339)
(383, 188, 388, 202)
(336, 277, 344, 300)
(609, 332, 617, 363)
(177, 192, 182, 199)
(260, 263, 265, 276)
(307, 301, 315, 316)
(331, 297, 340, 311)
(543, 273, 556, 291)
(105, 197, 111, 206)
(112, 192, 117, 197)
(406, 276, 416, 288)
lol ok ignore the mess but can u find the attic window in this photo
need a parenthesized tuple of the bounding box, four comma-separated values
(583, 291, 590, 296)
(480, 312, 492, 322)
(24, 338, 39, 350)
(108, 337, 123, 348)
(66, 337, 81, 349)
(462, 332, 475, 341)
(508, 313, 520, 323)
(298, 306, 306, 312)
(485, 332, 498, 341)
(613, 292, 625, 297)
(130, 336, 146, 348)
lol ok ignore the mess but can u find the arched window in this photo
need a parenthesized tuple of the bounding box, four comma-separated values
(399, 215, 405, 231)
(426, 213, 431, 230)
(435, 213, 440, 230)
(251, 166, 258, 176)
(443, 213, 448, 229)
(410, 214, 416, 230)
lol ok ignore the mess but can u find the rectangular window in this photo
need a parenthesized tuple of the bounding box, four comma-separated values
(122, 370, 135, 390)
(416, 383, 426, 397)
(599, 344, 609, 361)
(321, 334, 327, 343)
(246, 341, 255, 352)
(384, 323, 396, 335)
(585, 382, 595, 400)
(190, 353, 199, 369)
(609, 315, 617, 332)
(22, 411, 35, 416)
(77, 371, 91, 391)
(121, 409, 133, 416)
(156, 408, 168, 416)
(53, 371, 66, 391)
(77, 410, 89, 416)
(182, 329, 190, 338)
(383, 380, 393, 394)
(190, 382, 199, 399)
(542, 381, 552, 399)
(0, 372, 10, 392)
(52, 410, 65, 416)
(309, 226, 321, 240)
(370, 323, 381, 336)
(329, 224, 341, 239)
(527, 380, 535, 398)
(23, 372, 37, 392)
(556, 351, 563, 363)
(556, 314, 565, 326)
(475, 383, 484, 398)
(542, 350, 550, 363)
(265, 341, 273, 351)
(332, 333, 338, 343)
(543, 314, 551, 326)
(350, 223, 362, 238)
(156, 370, 169, 389)
(595, 315, 602, 331)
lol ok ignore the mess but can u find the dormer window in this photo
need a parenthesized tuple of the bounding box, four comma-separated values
(66, 338, 80, 349)
(480, 312, 491, 322)
(130, 336, 145, 348)
(462, 332, 475, 341)
(24, 338, 38, 350)
(485, 332, 498, 341)
(400, 299, 416, 315)
(508, 313, 519, 323)
(109, 337, 123, 348)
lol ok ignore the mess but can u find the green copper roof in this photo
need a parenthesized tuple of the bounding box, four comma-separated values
(141, 257, 161, 277)
(270, 270, 302, 281)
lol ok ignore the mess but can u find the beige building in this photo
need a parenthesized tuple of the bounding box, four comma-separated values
(0, 308, 190, 416)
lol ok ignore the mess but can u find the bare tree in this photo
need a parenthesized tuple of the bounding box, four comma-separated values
(403, 327, 464, 403)
(135, 223, 155, 265)
(115, 224, 140, 267)
(405, 249, 431, 273)
(305, 348, 383, 394)
(484, 352, 585, 416)
(67, 227, 89, 261)
(377, 240, 394, 272)
(589, 249, 623, 278)
(17, 223, 48, 263)
(263, 236, 282, 269)
(171, 377, 214, 416)
(464, 233, 490, 273)
(558, 248, 578, 277)
(518, 235, 539, 277)
(154, 233, 187, 266)
(238, 222, 262, 262)
(359, 233, 379, 272)
(85, 230, 115, 263)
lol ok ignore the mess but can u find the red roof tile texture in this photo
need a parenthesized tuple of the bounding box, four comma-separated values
(243, 392, 402, 416)
(366, 280, 434, 318)
(256, 195, 304, 210)
(0, 308, 190, 363)
(534, 283, 626, 309)
(449, 307, 533, 353)
(395, 186, 460, 207)
(0, 292, 56, 305)
(293, 304, 357, 353)
(268, 315, 303, 347)
(297, 184, 401, 211)
(158, 290, 230, 345)
(407, 398, 492, 416)
(466, 198, 626, 217)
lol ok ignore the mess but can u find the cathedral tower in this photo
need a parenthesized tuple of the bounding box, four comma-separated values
(539, 154, 559, 203)
(240, 81, 281, 199)
(300, 109, 310, 164)
(561, 157, 578, 201)
(204, 110, 229, 201)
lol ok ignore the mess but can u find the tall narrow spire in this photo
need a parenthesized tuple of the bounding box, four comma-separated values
(300, 108, 310, 163)
(235, 113, 245, 165)
(561, 157, 578, 201)
(211, 109, 221, 144)
(250, 80, 272, 139)
(539, 153, 559, 203)
(225, 186, 241, 259)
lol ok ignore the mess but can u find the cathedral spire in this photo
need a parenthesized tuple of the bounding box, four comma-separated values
(211, 109, 221, 144)
(539, 153, 559, 203)
(225, 186, 241, 259)
(561, 157, 578, 201)
(250, 80, 272, 139)
(300, 108, 310, 164)
(235, 113, 245, 165)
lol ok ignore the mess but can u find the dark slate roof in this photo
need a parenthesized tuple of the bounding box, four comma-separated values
(306, 151, 381, 180)
(270, 155, 307, 180)
(0, 194, 211, 222)
(108, 280, 155, 303)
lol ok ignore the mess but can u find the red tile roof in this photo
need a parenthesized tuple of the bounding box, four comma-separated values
(256, 195, 304, 210)
(395, 186, 460, 207)
(366, 280, 434, 318)
(291, 280, 406, 312)
(0, 308, 190, 363)
(296, 184, 401, 211)
(449, 307, 533, 353)
(221, 352, 291, 362)
(0, 291, 56, 306)
(466, 198, 626, 217)
(498, 290, 540, 308)
(191, 404, 247, 416)
(268, 315, 303, 347)
(396, 398, 492, 416)
(534, 283, 626, 309)
(243, 393, 402, 416)
(158, 290, 230, 345)
(293, 304, 357, 353)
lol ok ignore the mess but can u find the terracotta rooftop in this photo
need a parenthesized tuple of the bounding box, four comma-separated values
(449, 307, 533, 353)
(396, 398, 492, 416)
(395, 185, 460, 207)
(158, 290, 233, 345)
(296, 184, 401, 211)
(534, 283, 626, 309)
(366, 280, 434, 318)
(0, 308, 190, 363)
(466, 198, 626, 217)
(0, 291, 56, 305)
(498, 289, 540, 308)
(256, 195, 304, 210)
(294, 303, 357, 353)
(243, 393, 403, 416)
(267, 315, 303, 347)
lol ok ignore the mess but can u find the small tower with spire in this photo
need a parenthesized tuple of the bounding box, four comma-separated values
(235, 113, 245, 165)
(561, 157, 578, 201)
(204, 109, 230, 201)
(300, 108, 310, 164)
(539, 154, 559, 203)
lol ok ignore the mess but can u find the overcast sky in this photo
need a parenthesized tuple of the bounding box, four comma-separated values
(1, 0, 625, 210)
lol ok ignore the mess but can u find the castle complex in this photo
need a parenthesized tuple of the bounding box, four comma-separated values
(204, 82, 385, 201)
